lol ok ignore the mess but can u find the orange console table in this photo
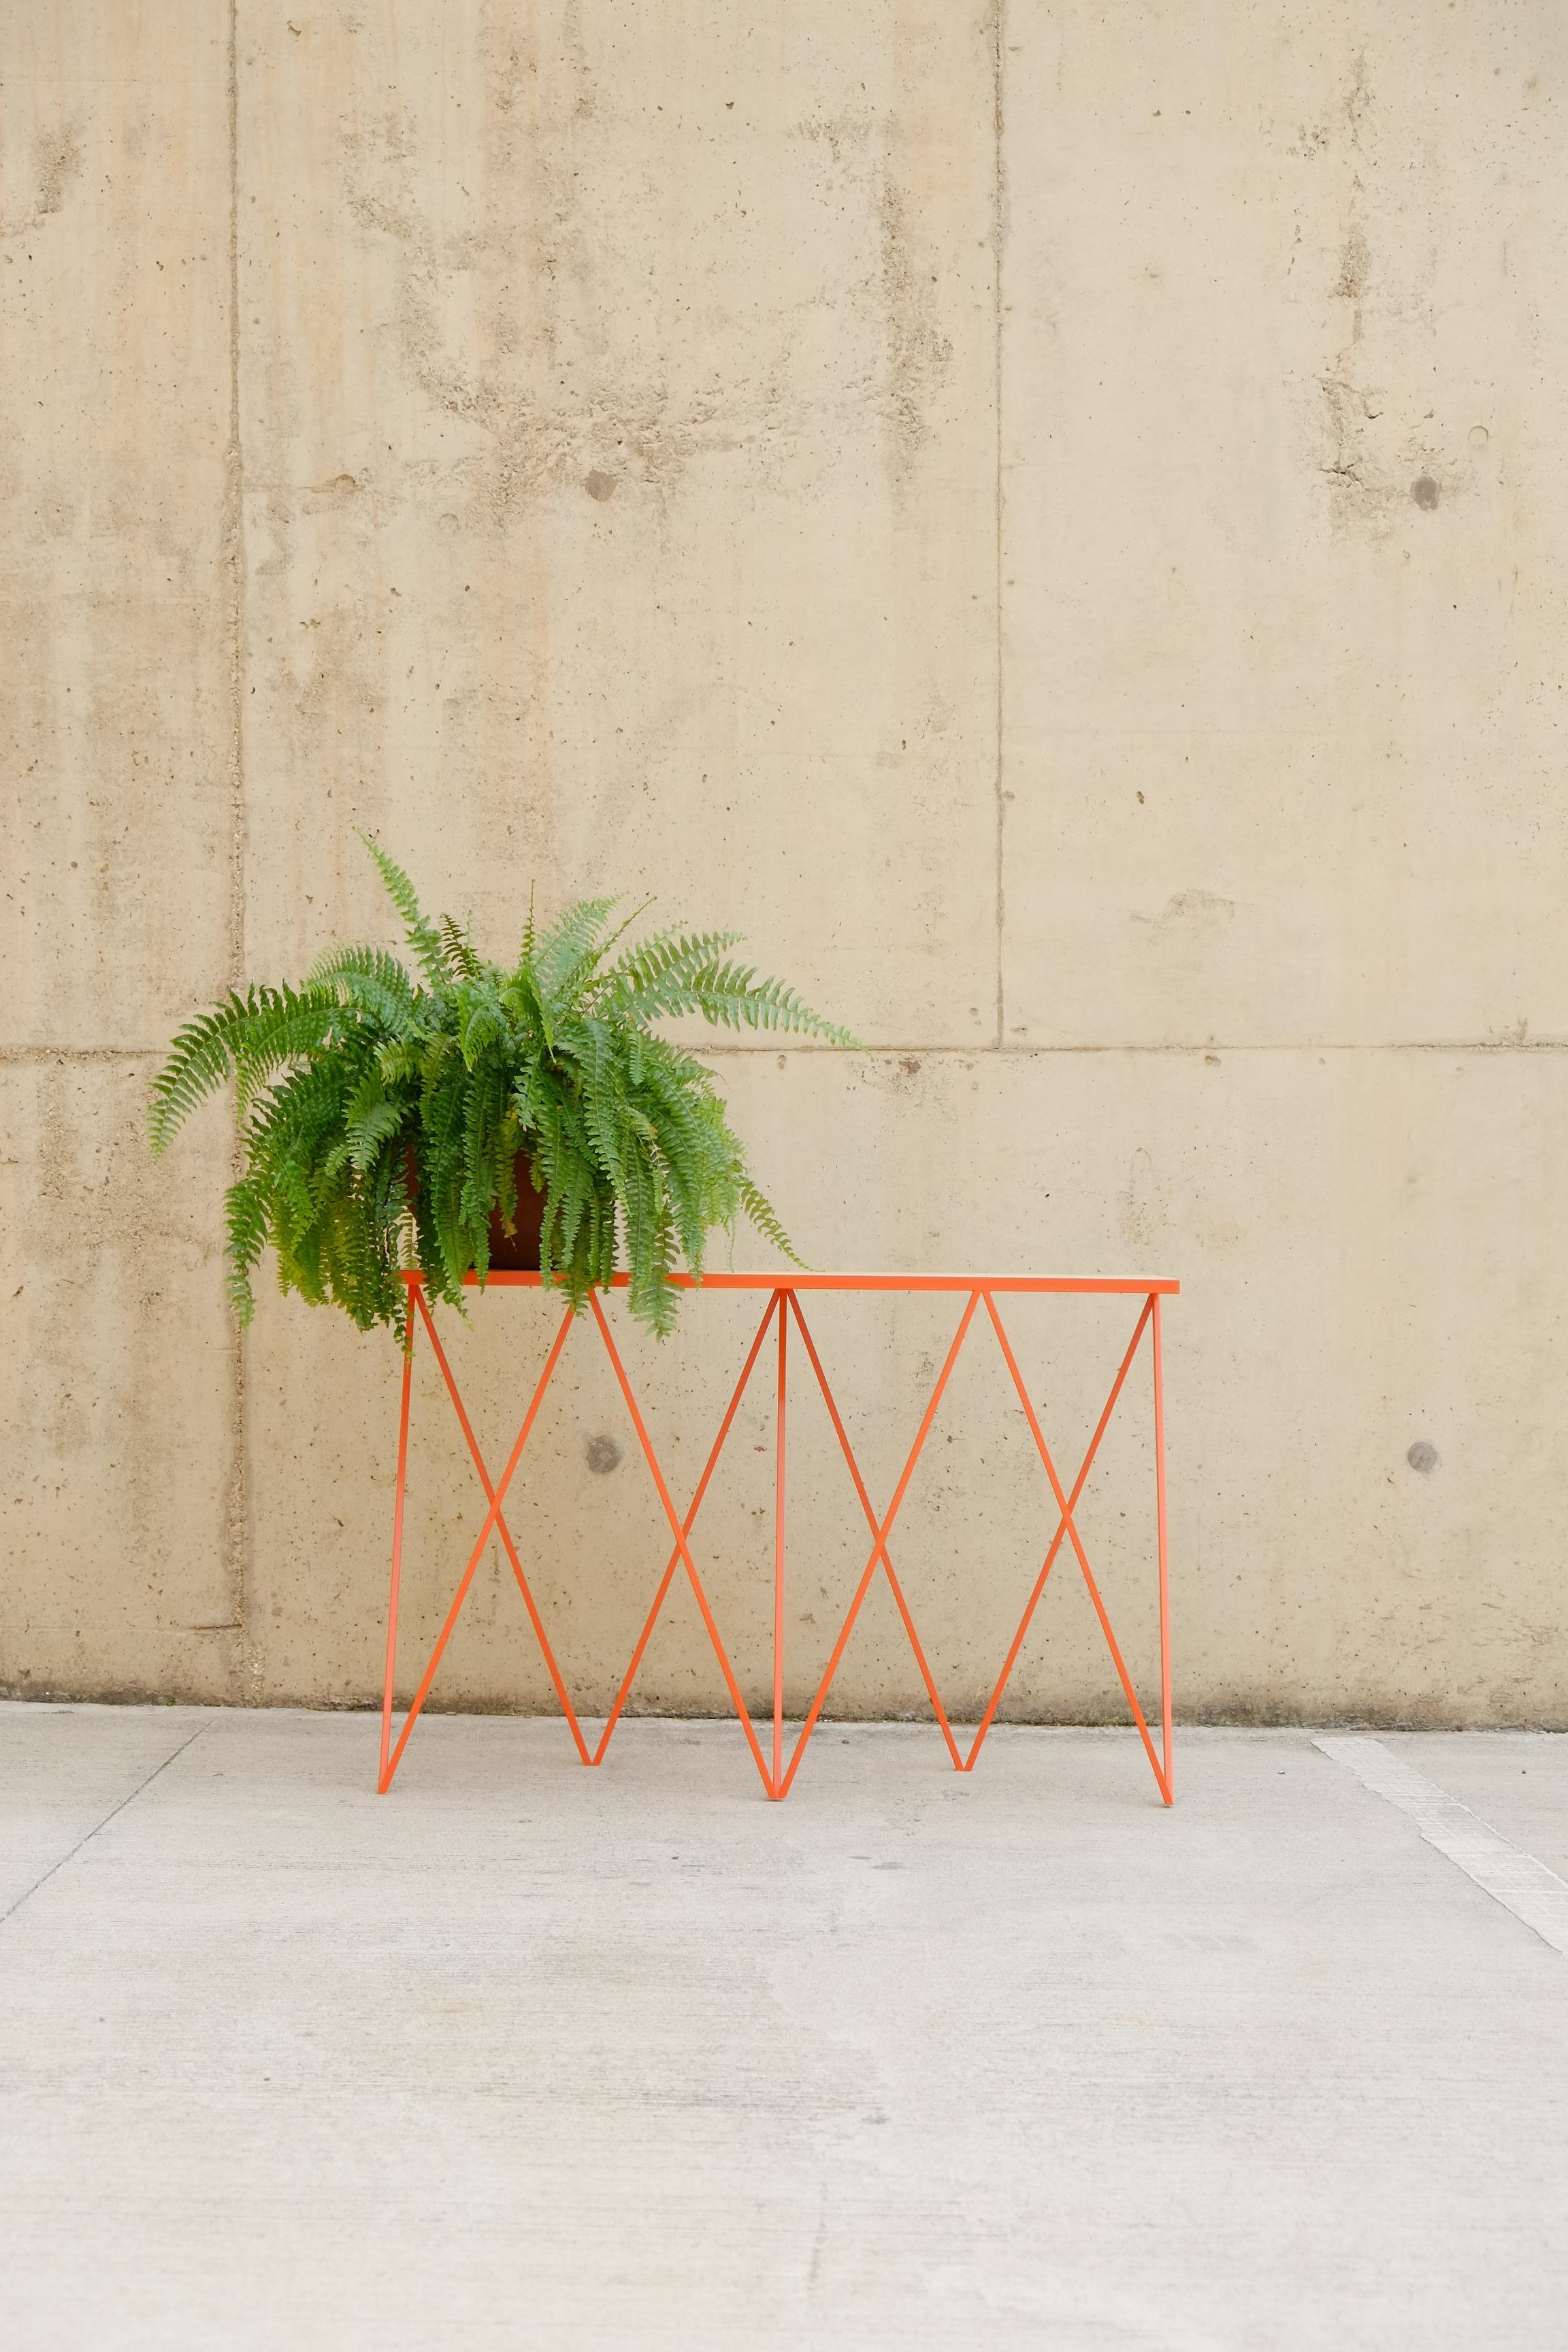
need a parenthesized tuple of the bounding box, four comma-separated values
(379, 1273, 1177, 1803)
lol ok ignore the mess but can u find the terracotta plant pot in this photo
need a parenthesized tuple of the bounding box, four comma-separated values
(485, 1149, 548, 1272)
(406, 1143, 546, 1273)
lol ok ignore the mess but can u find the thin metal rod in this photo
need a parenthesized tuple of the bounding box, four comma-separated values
(381, 1303, 575, 1791)
(378, 1331, 415, 1794)
(375, 1275, 1176, 1803)
(1153, 1290, 1172, 1806)
(776, 1292, 979, 1796)
(589, 1290, 776, 1795)
(982, 1291, 1170, 1802)
(772, 1296, 787, 1799)
(412, 1284, 590, 1764)
(781, 1292, 963, 1780)
(412, 1271, 1179, 1296)
(588, 1292, 780, 1766)
(963, 1295, 1153, 1770)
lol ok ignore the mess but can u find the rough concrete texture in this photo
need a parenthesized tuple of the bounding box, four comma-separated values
(4, 5, 1568, 1720)
(3, 1705, 1568, 2348)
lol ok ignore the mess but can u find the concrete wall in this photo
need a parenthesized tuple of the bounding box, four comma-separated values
(5, 1, 1567, 1729)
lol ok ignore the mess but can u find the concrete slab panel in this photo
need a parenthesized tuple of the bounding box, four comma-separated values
(999, 1, 1568, 1045)
(0, 5, 234, 1048)
(2, 1712, 1567, 2348)
(0, 1700, 208, 1915)
(1389, 1729, 1568, 1884)
(234, 1, 997, 1045)
(0, 1063, 238, 1704)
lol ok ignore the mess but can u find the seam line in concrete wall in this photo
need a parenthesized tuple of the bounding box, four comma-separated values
(10, 1042, 1568, 1062)
(693, 1041, 1568, 1058)
(992, 0, 1007, 1054)
(0, 1048, 163, 1064)
(225, 0, 251, 1703)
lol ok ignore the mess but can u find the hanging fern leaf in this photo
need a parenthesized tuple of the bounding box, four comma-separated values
(736, 1177, 804, 1268)
(310, 943, 420, 1034)
(532, 895, 619, 1009)
(359, 832, 451, 990)
(440, 913, 482, 979)
(680, 956, 858, 1041)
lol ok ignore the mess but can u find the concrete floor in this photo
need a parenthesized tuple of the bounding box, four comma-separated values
(3, 1708, 1565, 2349)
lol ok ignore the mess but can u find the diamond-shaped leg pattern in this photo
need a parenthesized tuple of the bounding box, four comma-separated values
(376, 1279, 1174, 1803)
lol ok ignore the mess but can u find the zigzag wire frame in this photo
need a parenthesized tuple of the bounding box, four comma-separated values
(378, 1273, 1176, 1803)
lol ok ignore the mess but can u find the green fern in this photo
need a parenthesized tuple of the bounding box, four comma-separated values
(359, 834, 451, 990)
(149, 840, 858, 1339)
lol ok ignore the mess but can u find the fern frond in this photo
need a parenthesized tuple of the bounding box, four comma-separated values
(360, 832, 451, 988)
(456, 985, 508, 1071)
(596, 926, 742, 1024)
(342, 1070, 406, 1173)
(148, 983, 342, 1149)
(223, 1174, 270, 1323)
(148, 996, 250, 1152)
(310, 941, 421, 1034)
(680, 958, 860, 1043)
(440, 914, 481, 979)
(531, 896, 619, 1010)
(737, 1177, 804, 1267)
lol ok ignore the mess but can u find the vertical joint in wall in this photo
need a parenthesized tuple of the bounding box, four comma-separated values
(224, 0, 253, 1700)
(992, 0, 1007, 1052)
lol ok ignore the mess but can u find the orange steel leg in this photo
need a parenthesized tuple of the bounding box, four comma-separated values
(587, 1290, 781, 1769)
(375, 1274, 1175, 1801)
(962, 1296, 1153, 1771)
(775, 1291, 967, 1795)
(1154, 1290, 1172, 1802)
(772, 1295, 788, 1797)
(410, 1284, 591, 1764)
(588, 1290, 777, 1795)
(979, 1291, 1171, 1804)
(378, 1296, 575, 1792)
(378, 1333, 415, 1794)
